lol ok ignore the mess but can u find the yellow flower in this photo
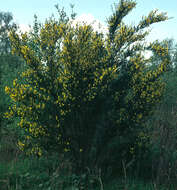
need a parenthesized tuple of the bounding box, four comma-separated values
(41, 103, 45, 109)
(33, 89, 37, 94)
(80, 149, 83, 152)
(18, 141, 25, 151)
(13, 79, 17, 86)
(5, 86, 10, 93)
(137, 114, 142, 120)
(38, 151, 42, 156)
(64, 148, 70, 152)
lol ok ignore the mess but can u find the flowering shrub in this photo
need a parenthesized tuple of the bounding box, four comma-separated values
(5, 0, 170, 174)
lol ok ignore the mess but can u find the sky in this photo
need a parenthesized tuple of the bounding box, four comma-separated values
(1, 0, 177, 42)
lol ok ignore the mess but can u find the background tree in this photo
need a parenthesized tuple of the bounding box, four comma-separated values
(5, 0, 170, 177)
(0, 11, 24, 160)
(144, 38, 177, 185)
(0, 12, 17, 54)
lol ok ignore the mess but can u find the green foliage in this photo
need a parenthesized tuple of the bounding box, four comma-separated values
(0, 156, 175, 190)
(0, 11, 25, 161)
(102, 178, 176, 190)
(0, 154, 101, 190)
(142, 39, 177, 185)
(0, 12, 17, 55)
(5, 0, 171, 176)
(0, 11, 18, 121)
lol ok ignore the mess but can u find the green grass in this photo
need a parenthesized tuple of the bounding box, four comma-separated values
(0, 156, 176, 190)
(102, 178, 176, 190)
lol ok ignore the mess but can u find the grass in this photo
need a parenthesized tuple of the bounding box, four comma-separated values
(0, 156, 176, 190)
(102, 178, 176, 190)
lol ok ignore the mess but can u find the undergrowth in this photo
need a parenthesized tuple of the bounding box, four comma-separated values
(0, 155, 176, 190)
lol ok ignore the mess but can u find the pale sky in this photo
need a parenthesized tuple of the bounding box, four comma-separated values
(1, 0, 177, 42)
